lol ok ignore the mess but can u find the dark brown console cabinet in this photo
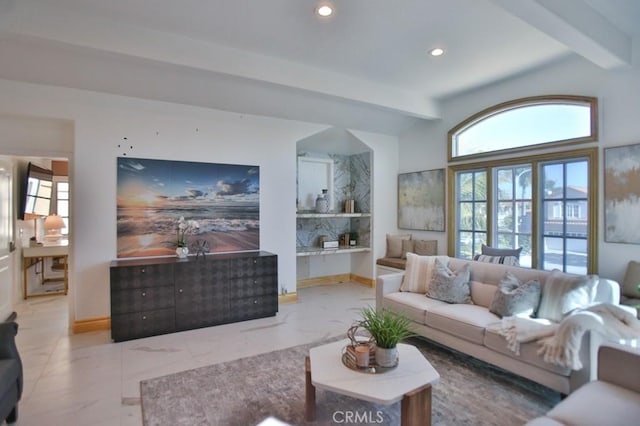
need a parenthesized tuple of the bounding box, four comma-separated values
(110, 251, 278, 342)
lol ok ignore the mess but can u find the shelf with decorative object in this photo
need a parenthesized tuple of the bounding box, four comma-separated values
(296, 212, 371, 219)
(296, 246, 371, 257)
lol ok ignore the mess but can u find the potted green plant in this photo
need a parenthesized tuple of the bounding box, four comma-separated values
(358, 306, 414, 367)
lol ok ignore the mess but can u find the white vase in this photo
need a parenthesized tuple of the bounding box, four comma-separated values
(375, 346, 398, 367)
(176, 247, 189, 258)
(315, 194, 329, 213)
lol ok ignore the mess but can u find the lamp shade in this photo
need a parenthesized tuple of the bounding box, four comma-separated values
(44, 214, 65, 230)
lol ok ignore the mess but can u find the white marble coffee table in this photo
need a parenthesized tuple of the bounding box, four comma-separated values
(305, 339, 440, 426)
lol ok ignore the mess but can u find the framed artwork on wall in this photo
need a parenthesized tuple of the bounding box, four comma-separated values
(604, 142, 640, 244)
(117, 157, 259, 258)
(398, 168, 445, 231)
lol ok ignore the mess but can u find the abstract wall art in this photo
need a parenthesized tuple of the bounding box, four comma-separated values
(398, 169, 445, 231)
(604, 143, 640, 244)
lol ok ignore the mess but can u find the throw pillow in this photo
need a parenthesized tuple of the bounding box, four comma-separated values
(536, 270, 598, 322)
(400, 253, 450, 293)
(401, 239, 415, 259)
(481, 244, 523, 259)
(426, 258, 472, 304)
(489, 272, 541, 318)
(414, 240, 438, 256)
(473, 254, 520, 266)
(622, 260, 640, 298)
(386, 234, 411, 258)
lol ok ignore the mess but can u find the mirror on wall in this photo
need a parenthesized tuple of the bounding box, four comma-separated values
(22, 162, 53, 219)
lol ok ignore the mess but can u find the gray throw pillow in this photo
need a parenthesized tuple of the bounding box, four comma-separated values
(489, 272, 541, 318)
(427, 259, 472, 304)
(481, 244, 522, 259)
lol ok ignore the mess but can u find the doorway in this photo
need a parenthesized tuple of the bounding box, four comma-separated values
(0, 113, 74, 323)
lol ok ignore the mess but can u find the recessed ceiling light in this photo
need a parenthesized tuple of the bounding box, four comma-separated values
(429, 48, 445, 57)
(316, 3, 334, 17)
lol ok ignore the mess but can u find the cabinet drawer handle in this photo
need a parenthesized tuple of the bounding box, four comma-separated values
(253, 300, 258, 304)
(253, 280, 257, 284)
(141, 291, 146, 297)
(253, 260, 257, 264)
(140, 268, 146, 274)
(142, 315, 147, 320)
(178, 288, 183, 293)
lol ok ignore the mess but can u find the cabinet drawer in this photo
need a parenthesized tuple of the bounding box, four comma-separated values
(110, 308, 175, 342)
(110, 285, 175, 315)
(110, 263, 174, 290)
(228, 256, 277, 279)
(228, 275, 277, 299)
(229, 295, 278, 321)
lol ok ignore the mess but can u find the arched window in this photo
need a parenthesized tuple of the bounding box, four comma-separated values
(448, 96, 597, 161)
(447, 96, 598, 274)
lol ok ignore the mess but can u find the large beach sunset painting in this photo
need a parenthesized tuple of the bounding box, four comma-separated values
(117, 157, 259, 258)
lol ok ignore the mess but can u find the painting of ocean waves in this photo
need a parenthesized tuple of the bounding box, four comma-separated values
(117, 157, 259, 258)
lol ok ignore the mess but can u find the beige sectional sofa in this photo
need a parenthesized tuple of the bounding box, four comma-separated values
(376, 257, 625, 395)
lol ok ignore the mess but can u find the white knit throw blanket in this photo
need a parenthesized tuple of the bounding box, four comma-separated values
(500, 303, 640, 370)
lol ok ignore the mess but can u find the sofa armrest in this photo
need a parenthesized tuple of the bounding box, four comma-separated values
(598, 344, 640, 393)
(376, 273, 404, 311)
(594, 278, 620, 304)
(0, 322, 19, 361)
(0, 321, 23, 399)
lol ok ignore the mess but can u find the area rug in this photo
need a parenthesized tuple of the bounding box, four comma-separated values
(140, 336, 560, 425)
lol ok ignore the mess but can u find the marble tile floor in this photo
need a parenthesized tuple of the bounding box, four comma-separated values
(6, 282, 376, 426)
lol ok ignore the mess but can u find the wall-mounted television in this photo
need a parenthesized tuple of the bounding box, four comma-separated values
(22, 162, 53, 220)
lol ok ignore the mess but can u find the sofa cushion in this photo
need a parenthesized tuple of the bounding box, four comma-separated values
(414, 240, 437, 256)
(386, 234, 411, 258)
(383, 292, 448, 324)
(481, 244, 523, 259)
(622, 260, 640, 298)
(376, 257, 407, 270)
(469, 281, 498, 308)
(401, 239, 414, 259)
(537, 270, 597, 322)
(546, 380, 640, 425)
(0, 359, 19, 397)
(484, 322, 571, 375)
(524, 418, 564, 426)
(489, 272, 541, 318)
(400, 253, 450, 293)
(426, 304, 499, 344)
(400, 239, 438, 259)
(427, 259, 472, 303)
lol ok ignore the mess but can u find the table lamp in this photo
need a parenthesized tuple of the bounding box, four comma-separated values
(43, 214, 65, 241)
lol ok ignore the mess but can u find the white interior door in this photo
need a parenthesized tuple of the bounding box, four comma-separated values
(0, 160, 12, 320)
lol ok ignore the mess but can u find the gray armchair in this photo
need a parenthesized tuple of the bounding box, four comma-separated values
(0, 320, 22, 424)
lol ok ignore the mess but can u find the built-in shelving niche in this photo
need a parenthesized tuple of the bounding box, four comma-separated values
(295, 128, 373, 283)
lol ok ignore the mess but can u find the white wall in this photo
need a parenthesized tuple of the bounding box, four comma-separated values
(399, 54, 640, 282)
(0, 78, 339, 321)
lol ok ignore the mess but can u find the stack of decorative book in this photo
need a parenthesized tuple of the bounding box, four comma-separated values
(342, 344, 375, 369)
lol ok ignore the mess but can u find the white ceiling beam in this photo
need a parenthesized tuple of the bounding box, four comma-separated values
(0, 2, 440, 120)
(492, 0, 632, 69)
